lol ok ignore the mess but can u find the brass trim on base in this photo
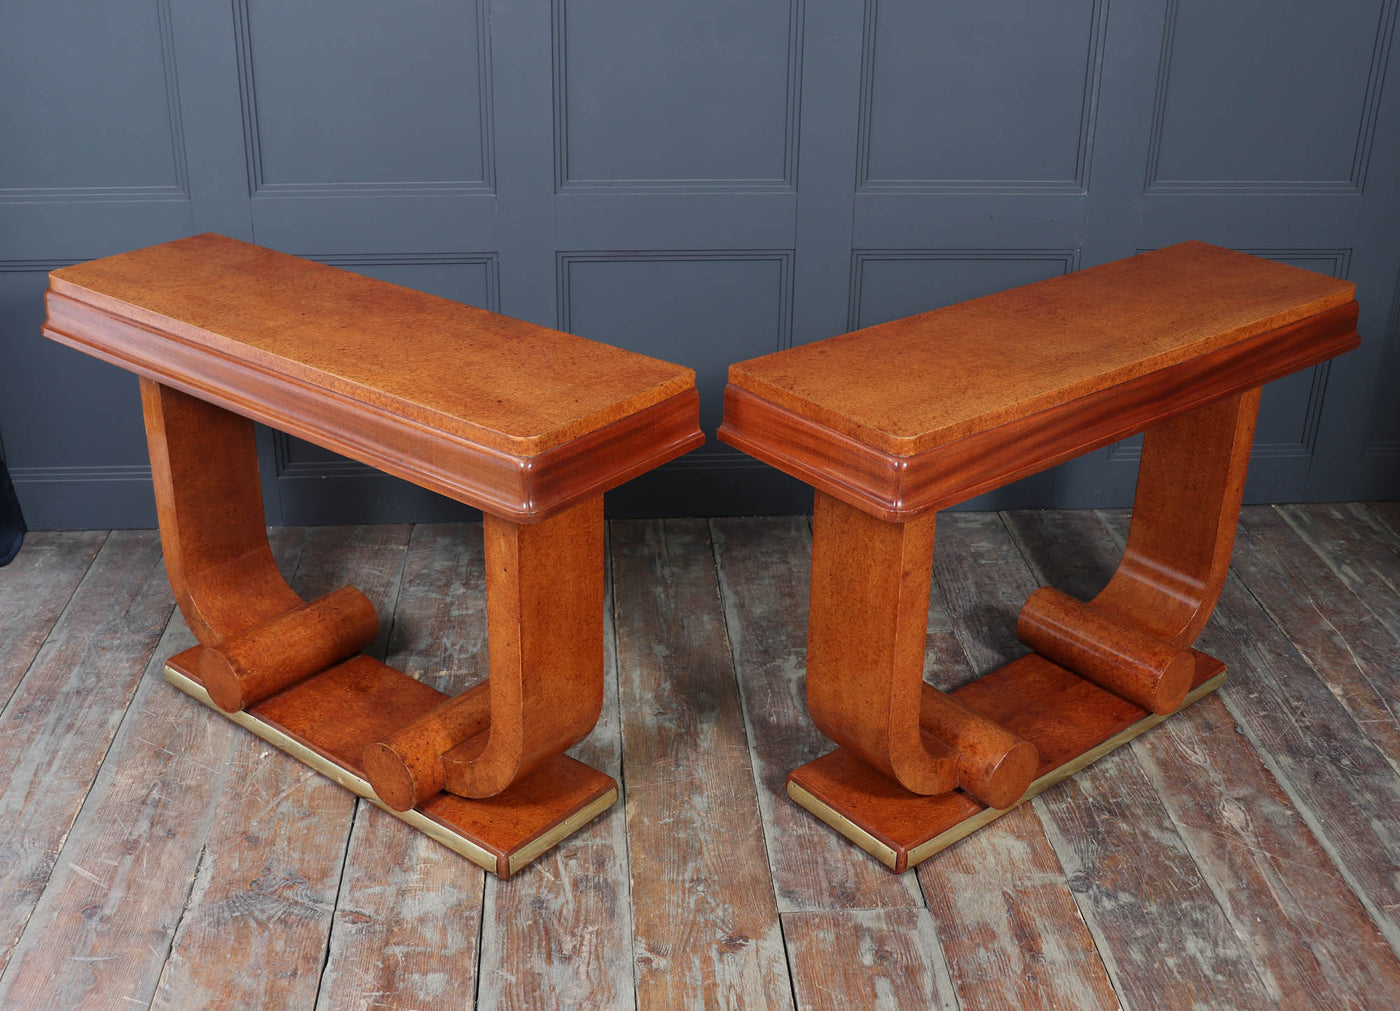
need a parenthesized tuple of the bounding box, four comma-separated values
(787, 780, 901, 870)
(165, 665, 613, 875)
(793, 670, 1227, 872)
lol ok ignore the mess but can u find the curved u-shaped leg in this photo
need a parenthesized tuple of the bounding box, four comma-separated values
(445, 496, 605, 797)
(1093, 388, 1261, 647)
(141, 379, 303, 643)
(1017, 389, 1260, 713)
(144, 380, 379, 713)
(364, 495, 607, 805)
(806, 492, 1035, 808)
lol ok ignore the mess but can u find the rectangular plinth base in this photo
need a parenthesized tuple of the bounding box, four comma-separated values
(165, 647, 616, 878)
(787, 650, 1227, 873)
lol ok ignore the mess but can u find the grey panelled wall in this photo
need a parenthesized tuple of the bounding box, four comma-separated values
(2, 0, 1398, 528)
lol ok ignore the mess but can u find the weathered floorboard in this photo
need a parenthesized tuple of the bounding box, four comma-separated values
(922, 513, 1128, 1008)
(1012, 506, 1400, 1008)
(1139, 694, 1400, 1008)
(315, 523, 487, 1011)
(1276, 502, 1400, 656)
(709, 516, 922, 913)
(1229, 506, 1400, 775)
(612, 519, 793, 1010)
(0, 530, 106, 707)
(1097, 509, 1400, 958)
(478, 526, 634, 1010)
(0, 529, 307, 1010)
(4, 507, 1400, 1007)
(917, 807, 1119, 1011)
(782, 909, 957, 1011)
(151, 525, 412, 1010)
(0, 531, 174, 976)
(969, 510, 1279, 1006)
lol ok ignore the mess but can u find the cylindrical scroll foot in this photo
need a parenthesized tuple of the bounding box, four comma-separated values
(199, 586, 378, 713)
(362, 681, 491, 811)
(919, 686, 1038, 809)
(1018, 587, 1193, 715)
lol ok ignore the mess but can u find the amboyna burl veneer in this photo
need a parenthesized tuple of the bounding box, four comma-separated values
(719, 242, 1359, 872)
(43, 233, 703, 877)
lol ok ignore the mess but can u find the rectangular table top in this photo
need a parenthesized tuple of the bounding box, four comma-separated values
(47, 233, 694, 457)
(44, 234, 703, 521)
(727, 243, 1353, 457)
(720, 243, 1359, 521)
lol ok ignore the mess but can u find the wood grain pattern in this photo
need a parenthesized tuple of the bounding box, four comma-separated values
(479, 527, 633, 1009)
(200, 584, 378, 713)
(0, 532, 174, 976)
(50, 234, 695, 456)
(1008, 506, 1400, 1008)
(934, 512, 1274, 1004)
(611, 519, 793, 1010)
(916, 806, 1119, 1011)
(727, 242, 1352, 456)
(316, 523, 487, 1009)
(150, 524, 411, 1010)
(1037, 749, 1275, 1009)
(47, 238, 704, 522)
(709, 516, 923, 912)
(1188, 550, 1400, 955)
(1114, 508, 1400, 943)
(1229, 506, 1400, 775)
(1016, 587, 1193, 714)
(142, 380, 302, 643)
(1277, 501, 1400, 650)
(1140, 695, 1400, 1007)
(805, 492, 958, 795)
(782, 909, 957, 1010)
(0, 530, 106, 705)
(0, 528, 308, 1009)
(444, 497, 604, 799)
(719, 301, 1353, 522)
(3, 512, 1400, 1006)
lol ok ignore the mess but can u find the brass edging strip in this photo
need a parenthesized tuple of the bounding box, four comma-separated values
(508, 787, 618, 877)
(165, 665, 500, 872)
(903, 670, 1228, 868)
(787, 780, 900, 871)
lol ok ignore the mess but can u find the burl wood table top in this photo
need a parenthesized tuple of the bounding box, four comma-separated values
(720, 242, 1359, 521)
(48, 233, 694, 457)
(727, 242, 1354, 457)
(44, 234, 703, 521)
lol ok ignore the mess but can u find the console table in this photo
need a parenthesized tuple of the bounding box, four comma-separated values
(43, 233, 703, 877)
(719, 242, 1359, 872)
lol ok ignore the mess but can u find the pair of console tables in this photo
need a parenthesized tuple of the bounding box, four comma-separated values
(43, 236, 1357, 876)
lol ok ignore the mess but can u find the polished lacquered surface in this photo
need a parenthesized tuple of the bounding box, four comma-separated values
(728, 242, 1354, 456)
(50, 233, 695, 456)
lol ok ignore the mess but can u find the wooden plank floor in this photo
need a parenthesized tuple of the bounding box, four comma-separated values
(2, 505, 1399, 1009)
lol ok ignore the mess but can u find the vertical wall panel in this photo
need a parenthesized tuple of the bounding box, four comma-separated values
(859, 0, 1104, 190)
(559, 253, 792, 433)
(2, 0, 1398, 525)
(555, 0, 801, 188)
(238, 0, 491, 191)
(1147, 0, 1390, 191)
(849, 251, 1076, 329)
(0, 1, 186, 197)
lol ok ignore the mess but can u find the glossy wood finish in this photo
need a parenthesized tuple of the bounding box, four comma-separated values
(720, 302, 1355, 522)
(723, 245, 1360, 871)
(200, 585, 379, 712)
(806, 492, 1036, 808)
(726, 243, 1352, 458)
(1017, 587, 1194, 714)
(46, 234, 704, 522)
(42, 236, 703, 877)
